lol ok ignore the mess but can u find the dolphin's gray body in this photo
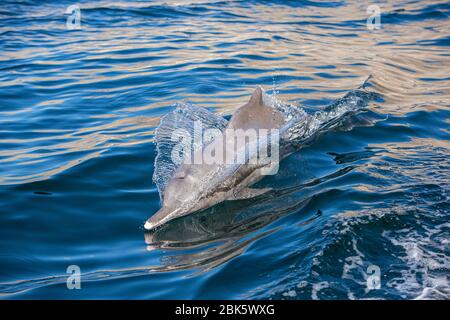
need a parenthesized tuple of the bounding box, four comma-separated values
(145, 81, 377, 230)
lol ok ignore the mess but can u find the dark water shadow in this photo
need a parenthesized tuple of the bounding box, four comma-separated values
(0, 149, 368, 296)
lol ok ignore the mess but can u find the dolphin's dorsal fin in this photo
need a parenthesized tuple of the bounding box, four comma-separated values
(249, 85, 264, 106)
(227, 87, 286, 130)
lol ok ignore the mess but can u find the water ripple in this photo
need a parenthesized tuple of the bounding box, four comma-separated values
(0, 0, 448, 299)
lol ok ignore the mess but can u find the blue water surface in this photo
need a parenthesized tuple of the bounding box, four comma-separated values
(0, 0, 449, 299)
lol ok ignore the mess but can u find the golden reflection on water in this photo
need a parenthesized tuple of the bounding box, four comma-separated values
(1, 0, 449, 185)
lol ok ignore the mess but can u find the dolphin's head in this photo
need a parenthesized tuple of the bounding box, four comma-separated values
(144, 165, 208, 230)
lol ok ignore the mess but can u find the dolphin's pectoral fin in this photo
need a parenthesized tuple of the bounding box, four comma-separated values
(227, 87, 286, 130)
(230, 187, 272, 200)
(153, 104, 228, 199)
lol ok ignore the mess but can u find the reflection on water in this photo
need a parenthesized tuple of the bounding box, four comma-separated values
(144, 191, 310, 271)
(144, 152, 315, 268)
(142, 146, 368, 273)
(0, 0, 449, 299)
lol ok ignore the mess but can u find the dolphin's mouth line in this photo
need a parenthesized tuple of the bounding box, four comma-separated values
(145, 191, 216, 230)
(145, 208, 182, 230)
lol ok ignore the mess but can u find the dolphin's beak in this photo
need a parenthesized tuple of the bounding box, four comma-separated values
(144, 207, 179, 230)
(144, 220, 156, 230)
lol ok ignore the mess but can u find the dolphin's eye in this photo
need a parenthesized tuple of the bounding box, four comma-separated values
(173, 170, 186, 180)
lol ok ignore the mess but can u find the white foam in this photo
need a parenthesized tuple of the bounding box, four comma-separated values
(311, 281, 330, 300)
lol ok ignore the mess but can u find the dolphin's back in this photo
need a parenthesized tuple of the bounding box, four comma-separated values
(153, 79, 379, 201)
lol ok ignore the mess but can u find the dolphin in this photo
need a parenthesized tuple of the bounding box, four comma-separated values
(144, 80, 377, 230)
